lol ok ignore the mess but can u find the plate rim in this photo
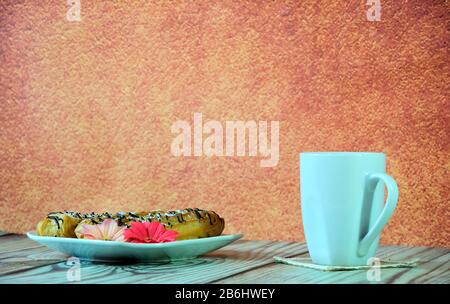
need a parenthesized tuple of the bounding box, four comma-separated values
(26, 231, 243, 248)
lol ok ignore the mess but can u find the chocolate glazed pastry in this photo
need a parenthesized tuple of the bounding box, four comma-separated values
(144, 208, 225, 240)
(36, 211, 84, 238)
(75, 209, 225, 240)
(36, 211, 117, 238)
(37, 211, 158, 238)
(37, 209, 225, 241)
(73, 211, 153, 236)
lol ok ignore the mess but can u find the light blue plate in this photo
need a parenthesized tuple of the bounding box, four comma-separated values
(27, 231, 243, 262)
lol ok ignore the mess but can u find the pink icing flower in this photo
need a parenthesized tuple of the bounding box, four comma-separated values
(78, 219, 126, 242)
(124, 222, 177, 243)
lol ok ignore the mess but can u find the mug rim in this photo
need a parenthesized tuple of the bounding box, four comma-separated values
(300, 152, 385, 157)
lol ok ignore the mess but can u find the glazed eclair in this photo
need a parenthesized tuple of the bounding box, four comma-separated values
(37, 208, 225, 241)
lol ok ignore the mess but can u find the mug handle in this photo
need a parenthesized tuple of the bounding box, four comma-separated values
(357, 173, 399, 257)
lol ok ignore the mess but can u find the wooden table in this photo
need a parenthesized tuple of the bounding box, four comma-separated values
(0, 232, 448, 284)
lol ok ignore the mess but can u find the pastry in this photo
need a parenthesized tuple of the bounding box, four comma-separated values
(143, 208, 225, 240)
(36, 211, 84, 238)
(37, 208, 225, 241)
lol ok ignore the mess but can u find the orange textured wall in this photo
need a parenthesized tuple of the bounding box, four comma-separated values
(0, 0, 449, 247)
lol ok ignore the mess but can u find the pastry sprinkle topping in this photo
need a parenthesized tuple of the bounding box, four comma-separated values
(37, 208, 224, 241)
